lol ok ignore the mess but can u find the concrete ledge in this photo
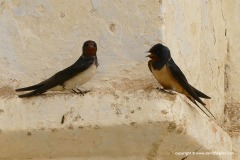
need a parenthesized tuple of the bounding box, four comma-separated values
(0, 89, 232, 160)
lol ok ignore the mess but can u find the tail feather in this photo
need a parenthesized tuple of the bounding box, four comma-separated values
(190, 85, 211, 99)
(188, 96, 216, 119)
(16, 79, 47, 92)
(18, 92, 40, 98)
(16, 85, 41, 92)
(18, 88, 47, 98)
(188, 97, 210, 118)
(15, 82, 44, 92)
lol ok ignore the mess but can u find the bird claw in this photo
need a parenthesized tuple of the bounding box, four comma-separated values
(156, 87, 176, 95)
(156, 87, 168, 93)
(156, 87, 165, 92)
(72, 89, 90, 96)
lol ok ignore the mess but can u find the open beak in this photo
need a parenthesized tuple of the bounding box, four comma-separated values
(146, 51, 151, 58)
(146, 53, 154, 58)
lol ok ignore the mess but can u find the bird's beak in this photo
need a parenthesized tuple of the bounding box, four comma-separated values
(146, 53, 154, 58)
(146, 51, 150, 57)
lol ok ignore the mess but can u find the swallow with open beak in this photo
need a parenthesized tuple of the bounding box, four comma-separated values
(16, 40, 98, 98)
(147, 43, 215, 119)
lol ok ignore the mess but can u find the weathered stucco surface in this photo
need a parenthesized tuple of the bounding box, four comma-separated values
(0, 0, 239, 160)
(221, 1, 240, 159)
(163, 0, 228, 122)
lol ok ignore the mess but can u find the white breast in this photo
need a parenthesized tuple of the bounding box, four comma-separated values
(63, 63, 97, 90)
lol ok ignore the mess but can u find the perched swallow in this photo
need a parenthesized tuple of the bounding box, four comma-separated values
(147, 43, 215, 119)
(16, 40, 98, 98)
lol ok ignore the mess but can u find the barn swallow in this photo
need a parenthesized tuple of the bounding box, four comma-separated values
(16, 40, 98, 98)
(147, 43, 215, 119)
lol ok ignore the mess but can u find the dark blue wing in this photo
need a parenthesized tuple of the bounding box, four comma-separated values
(166, 58, 205, 105)
(17, 56, 96, 98)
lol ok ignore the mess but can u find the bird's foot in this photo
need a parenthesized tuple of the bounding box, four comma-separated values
(156, 87, 165, 92)
(72, 89, 90, 96)
(156, 87, 176, 95)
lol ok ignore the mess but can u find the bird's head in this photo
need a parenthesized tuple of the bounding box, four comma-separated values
(82, 40, 97, 57)
(146, 43, 170, 62)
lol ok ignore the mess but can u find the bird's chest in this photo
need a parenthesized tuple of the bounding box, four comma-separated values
(151, 64, 177, 90)
(63, 64, 97, 90)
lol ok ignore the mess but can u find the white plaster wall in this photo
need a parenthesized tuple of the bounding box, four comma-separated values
(222, 0, 240, 130)
(0, 0, 163, 89)
(223, 0, 240, 102)
(163, 0, 227, 121)
(0, 0, 227, 118)
(0, 0, 238, 159)
(221, 1, 240, 159)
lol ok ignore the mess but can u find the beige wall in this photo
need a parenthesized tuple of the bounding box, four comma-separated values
(223, 0, 240, 102)
(0, 0, 239, 159)
(222, 3, 240, 159)
(163, 0, 227, 121)
(0, 0, 230, 119)
(0, 0, 163, 88)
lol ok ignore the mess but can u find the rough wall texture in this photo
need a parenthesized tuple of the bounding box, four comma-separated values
(163, 0, 227, 122)
(221, 1, 240, 159)
(222, 0, 240, 132)
(0, 0, 239, 160)
(0, 0, 162, 89)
